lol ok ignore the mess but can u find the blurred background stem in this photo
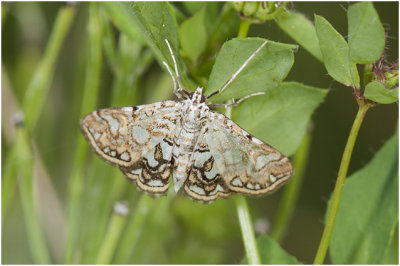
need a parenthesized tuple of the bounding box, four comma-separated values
(15, 128, 51, 264)
(271, 129, 312, 242)
(64, 3, 102, 263)
(113, 195, 156, 263)
(23, 4, 76, 131)
(9, 4, 75, 264)
(96, 202, 129, 264)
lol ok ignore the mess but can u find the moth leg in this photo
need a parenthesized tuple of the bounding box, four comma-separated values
(164, 39, 191, 100)
(206, 40, 269, 100)
(208, 92, 265, 109)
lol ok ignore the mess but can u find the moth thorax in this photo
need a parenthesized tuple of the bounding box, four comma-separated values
(182, 106, 203, 130)
(190, 87, 206, 104)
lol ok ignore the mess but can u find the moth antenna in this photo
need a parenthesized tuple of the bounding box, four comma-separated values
(164, 39, 190, 99)
(208, 92, 265, 108)
(163, 61, 177, 93)
(207, 40, 269, 100)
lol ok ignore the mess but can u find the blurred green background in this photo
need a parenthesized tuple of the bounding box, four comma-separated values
(2, 2, 398, 264)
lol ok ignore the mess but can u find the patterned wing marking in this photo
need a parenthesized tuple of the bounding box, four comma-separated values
(183, 129, 233, 202)
(80, 100, 180, 168)
(205, 111, 294, 196)
(120, 138, 174, 194)
(81, 101, 181, 194)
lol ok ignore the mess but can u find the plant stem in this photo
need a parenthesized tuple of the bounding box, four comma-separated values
(10, 5, 75, 264)
(313, 100, 371, 264)
(238, 20, 251, 39)
(16, 128, 51, 264)
(234, 196, 262, 265)
(113, 195, 155, 264)
(271, 130, 312, 242)
(64, 3, 103, 263)
(96, 202, 129, 264)
(23, 5, 75, 131)
(227, 103, 260, 265)
(230, 24, 261, 264)
(2, 143, 17, 218)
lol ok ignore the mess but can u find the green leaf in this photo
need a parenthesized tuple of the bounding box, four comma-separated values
(364, 81, 398, 104)
(382, 224, 399, 264)
(330, 134, 399, 264)
(183, 1, 220, 31)
(315, 15, 360, 88)
(101, 2, 145, 45)
(206, 38, 296, 102)
(348, 2, 385, 64)
(182, 2, 204, 15)
(209, 3, 240, 46)
(276, 10, 323, 61)
(243, 234, 300, 264)
(179, 6, 208, 64)
(233, 82, 328, 156)
(103, 2, 185, 81)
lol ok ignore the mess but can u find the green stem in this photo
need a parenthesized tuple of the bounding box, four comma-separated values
(2, 143, 17, 218)
(113, 195, 155, 264)
(23, 5, 75, 131)
(238, 19, 251, 39)
(227, 102, 260, 265)
(313, 100, 371, 264)
(64, 3, 103, 263)
(129, 189, 175, 263)
(231, 24, 260, 264)
(271, 130, 312, 242)
(16, 128, 51, 264)
(96, 202, 129, 264)
(10, 5, 75, 264)
(234, 196, 262, 264)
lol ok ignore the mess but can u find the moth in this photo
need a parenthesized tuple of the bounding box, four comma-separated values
(81, 39, 293, 202)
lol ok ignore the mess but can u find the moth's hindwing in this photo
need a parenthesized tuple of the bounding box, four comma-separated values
(183, 126, 232, 202)
(80, 100, 180, 194)
(120, 139, 173, 194)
